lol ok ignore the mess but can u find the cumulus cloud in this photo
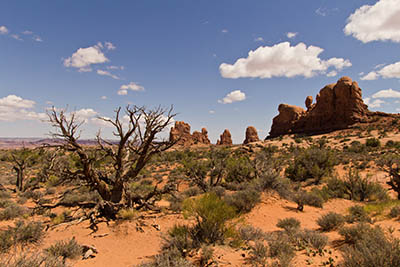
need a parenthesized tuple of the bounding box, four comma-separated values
(219, 42, 351, 79)
(287, 32, 298, 39)
(222, 29, 228, 33)
(117, 82, 145, 95)
(0, 95, 46, 122)
(254, 37, 264, 42)
(11, 34, 22, 41)
(33, 36, 43, 42)
(63, 43, 109, 72)
(361, 61, 400, 80)
(101, 96, 107, 100)
(364, 97, 385, 108)
(360, 71, 379, 80)
(344, 0, 400, 43)
(74, 108, 98, 122)
(97, 69, 120, 80)
(0, 26, 8, 34)
(372, 89, 400, 99)
(105, 42, 116, 50)
(327, 71, 337, 77)
(107, 65, 124, 70)
(218, 90, 246, 104)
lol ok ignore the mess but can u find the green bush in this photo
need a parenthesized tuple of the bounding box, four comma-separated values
(389, 206, 400, 218)
(224, 188, 260, 213)
(137, 248, 194, 267)
(317, 212, 345, 231)
(346, 205, 371, 223)
(340, 224, 400, 267)
(365, 138, 380, 148)
(225, 155, 254, 183)
(162, 225, 193, 256)
(285, 147, 336, 184)
(46, 238, 82, 260)
(0, 203, 28, 220)
(343, 169, 387, 202)
(276, 217, 301, 233)
(339, 223, 379, 244)
(293, 191, 324, 210)
(0, 229, 13, 253)
(183, 193, 236, 244)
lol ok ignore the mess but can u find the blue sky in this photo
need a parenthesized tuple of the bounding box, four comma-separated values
(1, 0, 400, 143)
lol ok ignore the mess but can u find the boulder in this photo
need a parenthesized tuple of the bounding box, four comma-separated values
(243, 126, 260, 144)
(216, 129, 232, 145)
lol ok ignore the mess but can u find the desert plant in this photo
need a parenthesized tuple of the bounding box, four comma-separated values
(293, 190, 324, 211)
(346, 205, 371, 223)
(365, 138, 380, 148)
(137, 248, 194, 267)
(276, 217, 301, 233)
(317, 212, 345, 231)
(183, 193, 236, 244)
(343, 168, 387, 201)
(389, 206, 400, 218)
(224, 188, 260, 213)
(48, 105, 177, 218)
(0, 203, 28, 220)
(46, 238, 82, 260)
(238, 225, 265, 242)
(162, 225, 193, 256)
(268, 236, 295, 261)
(296, 230, 328, 250)
(285, 146, 336, 184)
(248, 242, 268, 266)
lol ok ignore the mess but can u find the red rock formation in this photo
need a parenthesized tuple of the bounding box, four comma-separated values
(305, 96, 313, 110)
(169, 121, 210, 146)
(216, 129, 232, 145)
(243, 126, 260, 144)
(268, 77, 369, 138)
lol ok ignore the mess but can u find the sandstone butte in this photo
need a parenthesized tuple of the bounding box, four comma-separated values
(169, 121, 211, 146)
(243, 126, 260, 144)
(216, 129, 233, 145)
(268, 76, 399, 138)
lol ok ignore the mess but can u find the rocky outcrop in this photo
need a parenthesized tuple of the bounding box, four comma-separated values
(169, 121, 210, 146)
(216, 129, 233, 145)
(268, 77, 369, 138)
(243, 126, 260, 144)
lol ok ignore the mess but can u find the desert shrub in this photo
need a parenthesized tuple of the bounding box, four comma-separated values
(46, 238, 82, 260)
(365, 138, 380, 148)
(340, 224, 400, 267)
(0, 203, 28, 220)
(162, 225, 193, 256)
(117, 208, 138, 220)
(255, 171, 292, 199)
(199, 245, 214, 266)
(225, 155, 254, 183)
(339, 223, 380, 244)
(285, 146, 336, 184)
(137, 248, 194, 267)
(0, 199, 13, 208)
(389, 206, 400, 218)
(21, 190, 42, 201)
(276, 217, 301, 233)
(60, 188, 100, 206)
(293, 190, 324, 210)
(346, 205, 371, 223)
(296, 230, 328, 250)
(183, 187, 201, 198)
(224, 188, 260, 213)
(268, 236, 295, 261)
(248, 242, 268, 266)
(0, 229, 13, 253)
(13, 220, 44, 245)
(323, 176, 347, 199)
(317, 212, 345, 231)
(238, 225, 265, 242)
(183, 193, 236, 244)
(345, 140, 366, 153)
(385, 140, 400, 149)
(0, 190, 11, 199)
(0, 253, 65, 267)
(210, 186, 225, 198)
(343, 169, 388, 201)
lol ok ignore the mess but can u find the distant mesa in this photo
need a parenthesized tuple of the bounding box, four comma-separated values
(268, 76, 383, 138)
(216, 129, 233, 146)
(169, 121, 210, 146)
(243, 126, 259, 144)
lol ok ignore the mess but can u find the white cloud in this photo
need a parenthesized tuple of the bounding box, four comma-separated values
(11, 34, 22, 41)
(254, 37, 264, 42)
(327, 71, 337, 77)
(107, 65, 124, 70)
(209, 110, 215, 114)
(360, 71, 379, 80)
(287, 32, 298, 39)
(0, 26, 9, 34)
(364, 98, 385, 108)
(117, 82, 144, 95)
(105, 42, 116, 50)
(218, 90, 246, 104)
(361, 61, 400, 80)
(63, 43, 109, 72)
(97, 69, 120, 80)
(344, 0, 400, 43)
(33, 36, 43, 42)
(0, 95, 46, 122)
(316, 7, 327, 16)
(222, 29, 228, 33)
(22, 30, 33, 35)
(372, 88, 400, 98)
(219, 42, 351, 79)
(101, 96, 107, 100)
(74, 108, 98, 122)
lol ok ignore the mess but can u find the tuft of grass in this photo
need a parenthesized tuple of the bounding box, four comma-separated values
(364, 200, 400, 217)
(46, 238, 82, 260)
(0, 203, 29, 221)
(346, 205, 371, 223)
(117, 208, 138, 220)
(276, 217, 301, 233)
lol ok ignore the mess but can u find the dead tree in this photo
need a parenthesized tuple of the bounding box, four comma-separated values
(11, 148, 38, 191)
(378, 154, 400, 199)
(48, 105, 177, 217)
